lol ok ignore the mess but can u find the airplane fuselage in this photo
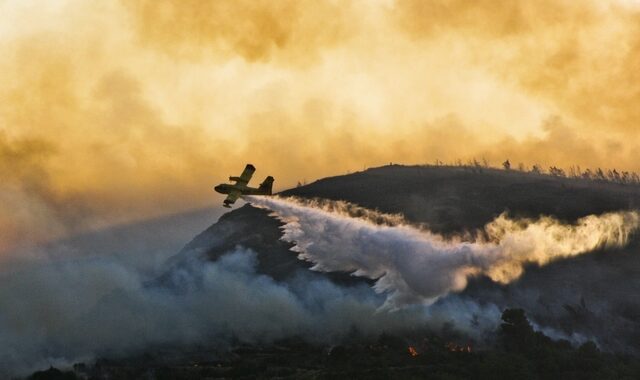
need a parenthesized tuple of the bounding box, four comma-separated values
(214, 183, 267, 195)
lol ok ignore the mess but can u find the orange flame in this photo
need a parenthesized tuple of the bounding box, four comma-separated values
(446, 342, 472, 353)
(408, 346, 419, 357)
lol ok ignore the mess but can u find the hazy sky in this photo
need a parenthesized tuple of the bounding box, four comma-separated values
(1, 0, 639, 254)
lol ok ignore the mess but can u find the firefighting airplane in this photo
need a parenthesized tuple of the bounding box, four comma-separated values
(214, 164, 274, 208)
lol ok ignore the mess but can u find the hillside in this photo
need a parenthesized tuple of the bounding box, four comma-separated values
(162, 165, 640, 353)
(283, 165, 640, 233)
(26, 165, 640, 379)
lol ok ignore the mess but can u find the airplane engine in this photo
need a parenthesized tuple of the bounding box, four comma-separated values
(229, 176, 242, 181)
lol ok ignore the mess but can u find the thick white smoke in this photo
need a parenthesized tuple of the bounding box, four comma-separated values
(247, 196, 639, 309)
(0, 247, 441, 377)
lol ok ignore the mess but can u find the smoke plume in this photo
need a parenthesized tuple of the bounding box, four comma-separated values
(248, 196, 639, 309)
(0, 246, 438, 377)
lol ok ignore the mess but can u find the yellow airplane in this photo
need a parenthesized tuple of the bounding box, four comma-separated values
(214, 164, 274, 208)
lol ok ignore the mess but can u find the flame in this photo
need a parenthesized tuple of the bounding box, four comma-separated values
(408, 346, 419, 357)
(446, 342, 472, 353)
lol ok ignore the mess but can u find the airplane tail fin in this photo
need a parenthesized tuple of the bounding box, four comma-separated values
(258, 176, 274, 195)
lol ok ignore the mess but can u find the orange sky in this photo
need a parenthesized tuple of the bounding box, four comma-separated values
(1, 0, 639, 253)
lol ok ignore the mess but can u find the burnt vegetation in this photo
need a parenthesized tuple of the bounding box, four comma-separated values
(30, 309, 640, 379)
(431, 157, 640, 185)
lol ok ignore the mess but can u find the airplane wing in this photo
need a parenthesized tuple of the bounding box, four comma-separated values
(230, 164, 255, 186)
(223, 190, 241, 208)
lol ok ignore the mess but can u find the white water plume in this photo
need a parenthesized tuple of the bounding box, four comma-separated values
(247, 196, 639, 309)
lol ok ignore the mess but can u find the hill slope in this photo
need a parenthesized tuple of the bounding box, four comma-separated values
(23, 165, 640, 379)
(283, 165, 640, 233)
(166, 165, 640, 353)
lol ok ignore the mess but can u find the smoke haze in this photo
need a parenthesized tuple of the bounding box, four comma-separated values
(2, 0, 640, 254)
(0, 247, 435, 376)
